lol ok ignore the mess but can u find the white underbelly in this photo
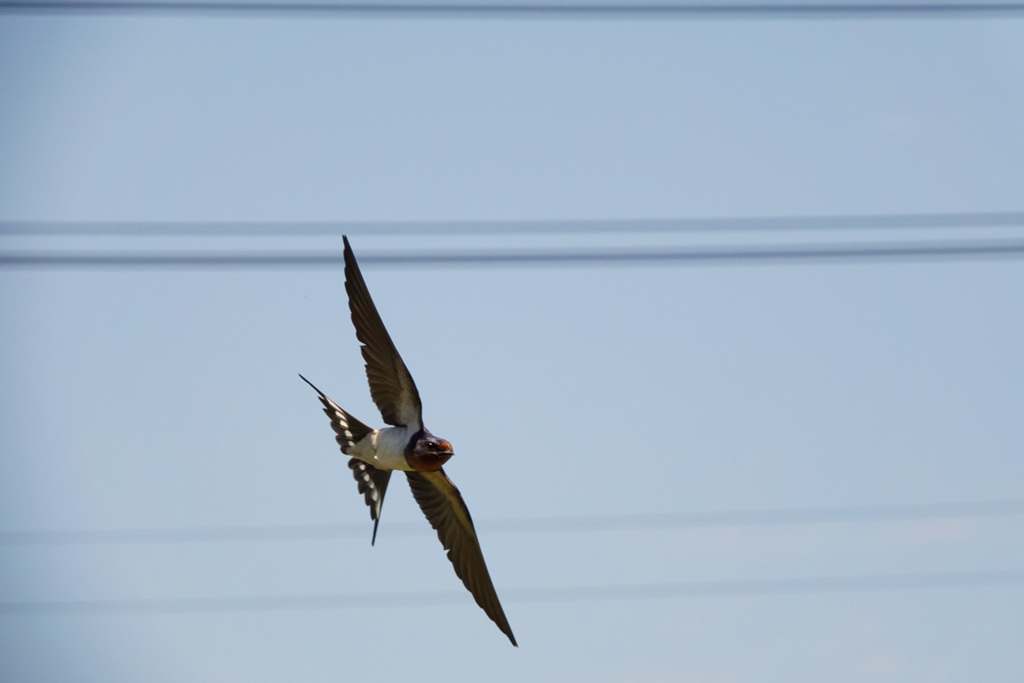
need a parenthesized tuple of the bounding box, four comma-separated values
(349, 425, 416, 471)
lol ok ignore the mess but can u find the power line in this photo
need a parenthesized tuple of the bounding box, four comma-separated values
(2, 1, 1023, 19)
(3, 240, 1024, 268)
(4, 212, 1024, 236)
(2, 569, 1022, 616)
(4, 500, 1022, 546)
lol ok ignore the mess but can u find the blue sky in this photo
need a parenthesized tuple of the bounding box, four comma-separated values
(2, 8, 1024, 682)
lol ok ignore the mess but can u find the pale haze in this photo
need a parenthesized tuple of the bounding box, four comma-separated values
(2, 8, 1023, 682)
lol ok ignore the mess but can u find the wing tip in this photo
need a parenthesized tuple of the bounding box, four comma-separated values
(343, 234, 354, 264)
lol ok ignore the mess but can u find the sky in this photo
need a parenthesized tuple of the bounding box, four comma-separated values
(2, 5, 1024, 682)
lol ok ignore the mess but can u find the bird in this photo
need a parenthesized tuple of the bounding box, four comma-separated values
(300, 235, 517, 647)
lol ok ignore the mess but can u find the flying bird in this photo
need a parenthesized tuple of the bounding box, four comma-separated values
(300, 236, 517, 647)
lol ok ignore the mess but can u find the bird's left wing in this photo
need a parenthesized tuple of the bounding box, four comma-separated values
(405, 469, 517, 647)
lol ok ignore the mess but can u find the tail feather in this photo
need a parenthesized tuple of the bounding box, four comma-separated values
(348, 459, 392, 545)
(300, 373, 389, 545)
(299, 373, 372, 452)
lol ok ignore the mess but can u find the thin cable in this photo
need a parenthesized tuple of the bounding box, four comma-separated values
(2, 1, 1023, 18)
(2, 570, 1022, 616)
(4, 500, 1022, 546)
(3, 240, 1024, 268)
(4, 212, 1024, 236)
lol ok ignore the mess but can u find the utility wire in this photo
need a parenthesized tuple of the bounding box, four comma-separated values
(2, 1, 1023, 19)
(4, 500, 1022, 546)
(2, 569, 1022, 616)
(3, 240, 1024, 268)
(4, 212, 1024, 236)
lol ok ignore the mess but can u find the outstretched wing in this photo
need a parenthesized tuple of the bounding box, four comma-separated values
(344, 235, 422, 429)
(405, 469, 517, 646)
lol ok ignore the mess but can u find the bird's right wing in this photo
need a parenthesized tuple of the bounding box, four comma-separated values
(343, 235, 423, 429)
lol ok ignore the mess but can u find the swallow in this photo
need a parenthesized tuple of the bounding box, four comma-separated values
(300, 235, 517, 647)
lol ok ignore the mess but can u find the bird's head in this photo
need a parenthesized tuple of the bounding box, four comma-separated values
(406, 432, 454, 472)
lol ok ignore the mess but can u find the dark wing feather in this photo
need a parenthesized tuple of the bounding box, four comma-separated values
(406, 469, 517, 647)
(343, 235, 422, 428)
